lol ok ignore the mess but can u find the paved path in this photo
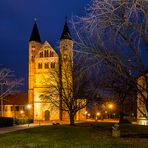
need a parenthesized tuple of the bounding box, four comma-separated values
(0, 123, 51, 134)
(0, 120, 120, 134)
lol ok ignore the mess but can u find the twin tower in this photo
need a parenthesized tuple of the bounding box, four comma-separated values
(28, 19, 73, 121)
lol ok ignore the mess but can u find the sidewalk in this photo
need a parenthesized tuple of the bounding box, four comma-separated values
(0, 120, 97, 134)
(0, 123, 51, 134)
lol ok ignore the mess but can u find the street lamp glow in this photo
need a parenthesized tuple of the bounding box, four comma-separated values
(27, 104, 32, 109)
(84, 111, 88, 115)
(105, 110, 108, 114)
(87, 113, 90, 116)
(20, 110, 24, 114)
(96, 112, 100, 116)
(109, 104, 113, 109)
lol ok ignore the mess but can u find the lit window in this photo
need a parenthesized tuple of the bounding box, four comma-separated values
(45, 63, 49, 69)
(15, 106, 19, 111)
(51, 62, 55, 68)
(4, 106, 8, 111)
(11, 106, 14, 111)
(44, 50, 49, 57)
(31, 56, 34, 62)
(40, 52, 43, 58)
(32, 46, 35, 51)
(38, 63, 42, 69)
(50, 51, 54, 57)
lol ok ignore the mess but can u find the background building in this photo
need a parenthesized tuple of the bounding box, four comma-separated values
(0, 93, 28, 118)
(137, 73, 148, 125)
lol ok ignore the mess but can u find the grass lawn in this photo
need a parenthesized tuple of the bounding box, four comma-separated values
(0, 122, 148, 148)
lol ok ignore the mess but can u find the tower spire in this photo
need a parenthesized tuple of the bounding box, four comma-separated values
(29, 18, 41, 42)
(60, 18, 72, 41)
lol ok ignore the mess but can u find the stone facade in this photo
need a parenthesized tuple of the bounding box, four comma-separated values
(137, 74, 148, 125)
(28, 20, 86, 122)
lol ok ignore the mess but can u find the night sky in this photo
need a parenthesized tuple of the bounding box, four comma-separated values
(0, 0, 89, 92)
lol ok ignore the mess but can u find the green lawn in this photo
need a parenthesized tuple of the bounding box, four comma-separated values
(0, 122, 148, 148)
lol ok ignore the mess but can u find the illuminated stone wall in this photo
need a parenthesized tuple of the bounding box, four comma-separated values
(28, 41, 60, 121)
(137, 74, 148, 125)
(28, 38, 86, 122)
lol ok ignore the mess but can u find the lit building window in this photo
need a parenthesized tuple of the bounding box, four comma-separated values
(40, 52, 43, 58)
(50, 51, 54, 57)
(11, 106, 14, 111)
(4, 106, 8, 112)
(31, 56, 34, 62)
(45, 63, 49, 69)
(15, 106, 19, 111)
(38, 63, 42, 69)
(51, 62, 55, 68)
(32, 46, 35, 52)
(44, 50, 49, 57)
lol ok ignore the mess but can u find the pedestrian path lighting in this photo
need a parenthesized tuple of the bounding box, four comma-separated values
(96, 112, 101, 120)
(20, 110, 24, 114)
(108, 104, 113, 119)
(26, 104, 32, 127)
(109, 104, 113, 109)
(27, 104, 32, 109)
(96, 112, 100, 116)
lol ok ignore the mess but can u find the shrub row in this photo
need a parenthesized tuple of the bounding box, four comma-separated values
(15, 118, 33, 125)
(0, 117, 13, 127)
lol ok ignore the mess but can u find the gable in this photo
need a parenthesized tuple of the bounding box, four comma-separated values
(35, 41, 58, 59)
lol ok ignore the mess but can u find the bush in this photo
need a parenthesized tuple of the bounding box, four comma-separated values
(0, 117, 13, 127)
(15, 118, 33, 125)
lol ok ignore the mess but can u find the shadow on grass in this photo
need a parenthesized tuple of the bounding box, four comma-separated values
(122, 134, 148, 138)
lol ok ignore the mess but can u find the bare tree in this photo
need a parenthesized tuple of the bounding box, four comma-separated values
(41, 55, 90, 125)
(72, 0, 148, 119)
(0, 68, 23, 117)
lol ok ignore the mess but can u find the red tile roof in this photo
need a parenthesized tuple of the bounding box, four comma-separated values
(1, 93, 28, 105)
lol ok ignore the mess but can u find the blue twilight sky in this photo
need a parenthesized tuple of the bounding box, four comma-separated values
(0, 0, 90, 92)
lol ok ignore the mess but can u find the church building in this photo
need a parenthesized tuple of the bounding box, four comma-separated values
(28, 19, 85, 122)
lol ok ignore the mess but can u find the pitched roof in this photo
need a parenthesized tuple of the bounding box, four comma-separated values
(2, 93, 28, 105)
(60, 19, 72, 41)
(29, 20, 41, 42)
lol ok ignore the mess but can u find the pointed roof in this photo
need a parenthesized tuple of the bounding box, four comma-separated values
(29, 19, 41, 42)
(60, 18, 72, 41)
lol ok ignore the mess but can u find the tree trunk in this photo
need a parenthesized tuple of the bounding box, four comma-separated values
(69, 112, 75, 126)
(119, 102, 124, 123)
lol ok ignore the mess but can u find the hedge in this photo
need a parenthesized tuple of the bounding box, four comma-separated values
(0, 117, 13, 127)
(15, 118, 33, 125)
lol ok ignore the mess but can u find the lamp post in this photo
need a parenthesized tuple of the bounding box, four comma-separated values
(26, 104, 32, 127)
(96, 112, 101, 120)
(108, 104, 113, 119)
(26, 104, 32, 117)
(84, 111, 88, 119)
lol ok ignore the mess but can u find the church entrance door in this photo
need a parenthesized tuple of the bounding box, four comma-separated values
(45, 110, 50, 121)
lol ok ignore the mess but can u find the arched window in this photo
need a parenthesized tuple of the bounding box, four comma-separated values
(50, 51, 54, 57)
(44, 50, 49, 57)
(40, 52, 43, 58)
(44, 63, 49, 69)
(51, 62, 55, 68)
(38, 63, 42, 69)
